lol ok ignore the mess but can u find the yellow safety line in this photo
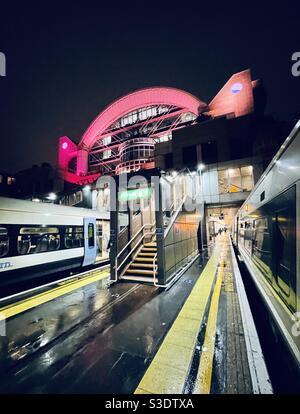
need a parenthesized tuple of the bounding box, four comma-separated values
(0, 268, 109, 321)
(134, 247, 221, 394)
(193, 262, 224, 394)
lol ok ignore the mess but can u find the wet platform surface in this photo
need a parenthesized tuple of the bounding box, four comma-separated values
(0, 236, 271, 394)
(0, 251, 210, 393)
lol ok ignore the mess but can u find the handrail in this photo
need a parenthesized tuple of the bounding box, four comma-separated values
(118, 225, 128, 236)
(116, 222, 155, 260)
(116, 228, 156, 275)
(164, 194, 188, 238)
(113, 221, 155, 281)
(152, 252, 158, 284)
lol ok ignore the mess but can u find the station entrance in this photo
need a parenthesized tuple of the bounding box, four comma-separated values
(109, 168, 204, 286)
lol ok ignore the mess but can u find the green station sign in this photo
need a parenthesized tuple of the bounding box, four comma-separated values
(118, 187, 152, 202)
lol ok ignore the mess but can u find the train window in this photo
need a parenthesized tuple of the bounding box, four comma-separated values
(0, 227, 9, 258)
(88, 223, 95, 248)
(65, 227, 84, 249)
(253, 218, 272, 279)
(96, 221, 103, 257)
(18, 227, 60, 255)
(275, 209, 292, 296)
(260, 191, 265, 202)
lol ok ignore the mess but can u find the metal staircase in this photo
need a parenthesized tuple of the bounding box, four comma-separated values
(121, 241, 158, 283)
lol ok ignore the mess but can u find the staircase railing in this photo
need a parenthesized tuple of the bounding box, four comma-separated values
(164, 194, 188, 238)
(114, 221, 155, 281)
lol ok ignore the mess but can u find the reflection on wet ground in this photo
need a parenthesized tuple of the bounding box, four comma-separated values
(0, 251, 210, 394)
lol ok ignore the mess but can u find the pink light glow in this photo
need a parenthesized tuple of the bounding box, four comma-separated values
(58, 136, 78, 171)
(79, 87, 207, 149)
(58, 77, 255, 184)
(208, 69, 254, 118)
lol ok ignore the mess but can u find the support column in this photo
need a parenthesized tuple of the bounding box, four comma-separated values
(200, 203, 208, 248)
(154, 175, 165, 285)
(110, 177, 119, 281)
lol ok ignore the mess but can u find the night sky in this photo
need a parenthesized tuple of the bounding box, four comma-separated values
(0, 2, 299, 173)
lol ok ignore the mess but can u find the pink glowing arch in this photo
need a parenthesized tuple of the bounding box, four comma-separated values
(79, 87, 207, 149)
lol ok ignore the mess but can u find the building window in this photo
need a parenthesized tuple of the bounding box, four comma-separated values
(0, 175, 3, 184)
(155, 132, 172, 143)
(201, 141, 218, 164)
(241, 166, 254, 191)
(218, 166, 254, 194)
(18, 227, 60, 255)
(165, 153, 173, 170)
(0, 227, 9, 257)
(182, 145, 197, 168)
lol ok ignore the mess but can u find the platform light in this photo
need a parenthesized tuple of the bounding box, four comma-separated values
(47, 193, 57, 201)
(84, 185, 91, 191)
(32, 198, 40, 202)
(197, 163, 205, 171)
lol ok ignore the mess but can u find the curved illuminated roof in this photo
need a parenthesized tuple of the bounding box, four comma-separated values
(79, 87, 207, 149)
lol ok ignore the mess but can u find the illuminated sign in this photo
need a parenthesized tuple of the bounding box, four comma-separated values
(118, 187, 152, 202)
(231, 82, 243, 94)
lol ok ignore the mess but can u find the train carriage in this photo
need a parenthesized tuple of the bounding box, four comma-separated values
(233, 120, 300, 370)
(0, 197, 110, 285)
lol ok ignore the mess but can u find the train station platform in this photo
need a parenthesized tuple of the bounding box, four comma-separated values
(0, 235, 272, 394)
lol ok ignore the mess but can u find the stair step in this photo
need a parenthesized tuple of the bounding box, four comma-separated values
(130, 263, 155, 269)
(144, 242, 157, 247)
(135, 257, 157, 263)
(141, 247, 157, 252)
(125, 269, 157, 276)
(138, 252, 156, 257)
(121, 275, 158, 283)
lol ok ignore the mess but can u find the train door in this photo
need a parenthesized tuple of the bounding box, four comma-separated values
(273, 205, 296, 312)
(83, 217, 97, 267)
(95, 219, 110, 263)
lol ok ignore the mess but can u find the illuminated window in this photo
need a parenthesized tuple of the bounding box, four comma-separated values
(0, 227, 9, 257)
(0, 175, 2, 184)
(103, 150, 112, 159)
(18, 227, 60, 254)
(155, 132, 172, 143)
(88, 223, 95, 248)
(65, 226, 84, 249)
(218, 166, 254, 194)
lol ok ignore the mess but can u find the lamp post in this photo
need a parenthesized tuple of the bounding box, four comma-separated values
(197, 163, 205, 201)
